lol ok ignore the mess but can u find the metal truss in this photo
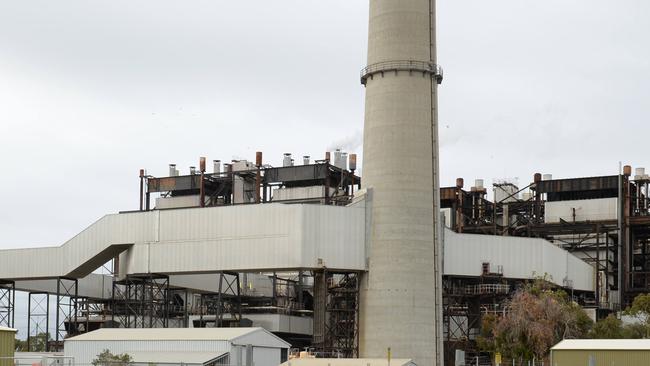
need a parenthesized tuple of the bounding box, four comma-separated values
(0, 280, 15, 328)
(69, 296, 109, 334)
(443, 276, 512, 366)
(27, 292, 49, 352)
(112, 274, 169, 328)
(199, 271, 241, 328)
(55, 277, 79, 349)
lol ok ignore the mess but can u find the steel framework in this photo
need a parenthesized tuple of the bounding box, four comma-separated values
(0, 280, 15, 328)
(198, 271, 241, 327)
(312, 271, 359, 358)
(27, 292, 49, 352)
(112, 274, 169, 328)
(69, 296, 111, 334)
(55, 277, 79, 349)
(442, 276, 511, 366)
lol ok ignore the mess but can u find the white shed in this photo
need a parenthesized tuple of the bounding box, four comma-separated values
(64, 327, 291, 366)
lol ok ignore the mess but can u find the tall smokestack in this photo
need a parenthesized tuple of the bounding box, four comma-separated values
(360, 0, 443, 365)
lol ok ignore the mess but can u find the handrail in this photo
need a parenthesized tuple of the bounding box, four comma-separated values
(361, 60, 443, 85)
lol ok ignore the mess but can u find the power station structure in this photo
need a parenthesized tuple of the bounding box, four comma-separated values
(360, 0, 443, 365)
(0, 147, 605, 366)
(0, 1, 644, 366)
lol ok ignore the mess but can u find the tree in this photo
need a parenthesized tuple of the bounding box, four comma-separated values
(14, 332, 51, 352)
(92, 350, 132, 366)
(477, 313, 498, 354)
(481, 281, 592, 361)
(589, 314, 625, 339)
(14, 338, 27, 352)
(626, 293, 650, 337)
(622, 323, 648, 339)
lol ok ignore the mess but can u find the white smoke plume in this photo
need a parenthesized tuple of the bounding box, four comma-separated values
(327, 130, 363, 152)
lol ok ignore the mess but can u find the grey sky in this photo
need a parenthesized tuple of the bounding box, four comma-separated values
(1, 1, 649, 329)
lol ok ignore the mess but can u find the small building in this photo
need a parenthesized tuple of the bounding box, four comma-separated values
(0, 327, 17, 366)
(280, 359, 416, 366)
(13, 353, 72, 366)
(551, 339, 650, 365)
(64, 327, 291, 366)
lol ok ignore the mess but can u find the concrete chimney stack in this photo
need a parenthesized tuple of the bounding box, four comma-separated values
(360, 1, 443, 365)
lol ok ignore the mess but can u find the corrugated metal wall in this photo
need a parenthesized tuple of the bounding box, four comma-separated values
(0, 329, 15, 366)
(132, 204, 367, 274)
(444, 229, 594, 291)
(0, 203, 367, 280)
(552, 349, 650, 366)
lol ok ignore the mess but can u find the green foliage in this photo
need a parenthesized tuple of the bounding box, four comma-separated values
(92, 350, 132, 366)
(14, 338, 27, 352)
(14, 333, 50, 352)
(477, 314, 497, 354)
(622, 322, 648, 339)
(628, 293, 650, 318)
(481, 284, 593, 360)
(624, 293, 650, 338)
(589, 314, 625, 339)
(589, 313, 649, 339)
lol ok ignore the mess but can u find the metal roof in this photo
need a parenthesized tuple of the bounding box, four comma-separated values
(553, 339, 650, 350)
(66, 327, 280, 343)
(128, 351, 227, 365)
(281, 359, 415, 366)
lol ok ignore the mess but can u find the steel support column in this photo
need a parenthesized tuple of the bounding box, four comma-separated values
(27, 292, 49, 352)
(0, 280, 15, 329)
(313, 270, 360, 358)
(198, 272, 242, 328)
(55, 277, 78, 349)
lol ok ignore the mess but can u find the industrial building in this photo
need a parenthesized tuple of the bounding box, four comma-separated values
(281, 359, 416, 366)
(0, 150, 615, 366)
(440, 169, 650, 364)
(0, 327, 16, 366)
(64, 328, 290, 366)
(551, 339, 650, 365)
(0, 1, 645, 366)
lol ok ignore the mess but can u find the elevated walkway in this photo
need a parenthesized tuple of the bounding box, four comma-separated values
(0, 202, 594, 294)
(0, 204, 367, 281)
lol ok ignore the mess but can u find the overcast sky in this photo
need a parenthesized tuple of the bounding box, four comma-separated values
(1, 0, 649, 335)
(2, 0, 650, 248)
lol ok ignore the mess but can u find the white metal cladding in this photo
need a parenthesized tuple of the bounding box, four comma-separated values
(0, 204, 366, 280)
(122, 204, 366, 275)
(545, 198, 618, 223)
(64, 340, 231, 365)
(15, 273, 113, 299)
(444, 230, 594, 291)
(252, 347, 281, 366)
(0, 212, 157, 280)
(245, 313, 313, 336)
(232, 328, 292, 349)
